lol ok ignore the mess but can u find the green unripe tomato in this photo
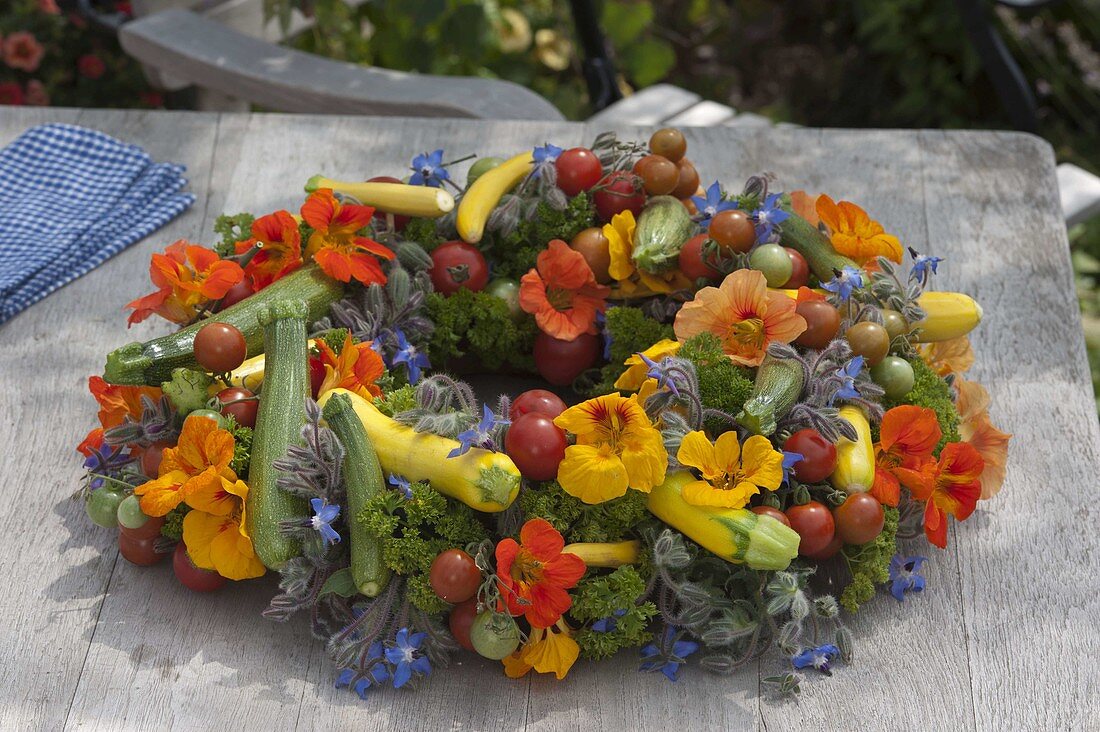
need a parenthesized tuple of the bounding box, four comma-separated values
(187, 408, 226, 429)
(880, 309, 910, 341)
(467, 156, 504, 186)
(748, 243, 793, 287)
(117, 494, 151, 530)
(870, 356, 915, 399)
(468, 610, 520, 660)
(86, 488, 127, 529)
(486, 278, 522, 321)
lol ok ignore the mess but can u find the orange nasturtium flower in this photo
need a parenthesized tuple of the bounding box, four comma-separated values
(871, 405, 942, 507)
(301, 188, 394, 285)
(502, 619, 580, 680)
(909, 442, 984, 549)
(676, 431, 784, 509)
(77, 376, 162, 455)
(789, 190, 821, 227)
(673, 269, 806, 367)
(315, 334, 385, 400)
(182, 487, 266, 580)
(920, 335, 975, 378)
(519, 239, 611, 340)
(955, 378, 1011, 499)
(133, 414, 244, 517)
(815, 194, 903, 264)
(126, 240, 245, 326)
(553, 393, 668, 504)
(235, 210, 303, 289)
(495, 518, 586, 629)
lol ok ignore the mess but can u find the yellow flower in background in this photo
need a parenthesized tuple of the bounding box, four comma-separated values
(494, 8, 532, 54)
(534, 28, 573, 71)
(614, 339, 681, 391)
(502, 620, 580, 680)
(554, 393, 667, 504)
(815, 194, 903, 264)
(605, 210, 692, 296)
(676, 431, 784, 509)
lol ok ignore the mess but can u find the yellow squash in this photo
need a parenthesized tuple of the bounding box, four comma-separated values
(304, 176, 454, 218)
(829, 405, 875, 494)
(316, 388, 520, 512)
(563, 540, 641, 568)
(222, 339, 318, 392)
(456, 151, 533, 243)
(647, 471, 799, 570)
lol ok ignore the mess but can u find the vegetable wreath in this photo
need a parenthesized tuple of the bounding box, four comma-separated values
(76, 129, 1010, 695)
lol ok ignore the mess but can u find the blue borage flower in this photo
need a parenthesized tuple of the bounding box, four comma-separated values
(830, 355, 865, 405)
(690, 181, 739, 224)
(82, 443, 132, 489)
(309, 497, 341, 547)
(889, 554, 928, 601)
(752, 192, 790, 241)
(908, 246, 943, 286)
(791, 643, 841, 674)
(597, 310, 612, 361)
(821, 265, 864, 301)
(448, 404, 509, 458)
(639, 626, 699, 682)
(334, 642, 389, 699)
(591, 609, 627, 633)
(409, 149, 450, 188)
(532, 143, 563, 165)
(391, 328, 431, 385)
(388, 473, 413, 499)
(781, 451, 804, 485)
(385, 627, 432, 688)
(638, 352, 680, 397)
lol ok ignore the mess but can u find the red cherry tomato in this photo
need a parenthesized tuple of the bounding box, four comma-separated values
(785, 501, 836, 557)
(751, 505, 791, 527)
(217, 276, 255, 309)
(505, 413, 567, 481)
(555, 147, 604, 197)
(429, 549, 482, 604)
(509, 389, 568, 421)
(120, 515, 166, 542)
(173, 542, 227, 592)
(309, 354, 325, 399)
(194, 322, 247, 373)
(803, 534, 843, 561)
(834, 493, 886, 545)
(368, 175, 410, 231)
(118, 532, 167, 566)
(678, 234, 721, 281)
(794, 300, 841, 350)
(781, 248, 809, 289)
(533, 331, 600, 386)
(449, 598, 479, 651)
(783, 429, 838, 484)
(593, 171, 646, 222)
(140, 440, 172, 478)
(217, 386, 258, 428)
(430, 241, 490, 296)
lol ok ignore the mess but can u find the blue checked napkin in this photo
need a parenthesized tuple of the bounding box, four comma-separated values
(0, 123, 195, 325)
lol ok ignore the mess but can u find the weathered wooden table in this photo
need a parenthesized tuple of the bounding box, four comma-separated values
(2, 107, 1097, 732)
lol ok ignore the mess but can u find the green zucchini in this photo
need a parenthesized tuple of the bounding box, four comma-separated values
(777, 210, 858, 282)
(322, 393, 390, 597)
(632, 195, 697, 274)
(246, 300, 310, 570)
(736, 354, 804, 436)
(103, 264, 343, 385)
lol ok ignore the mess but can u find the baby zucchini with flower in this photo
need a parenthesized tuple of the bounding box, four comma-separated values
(303, 176, 455, 218)
(316, 388, 520, 512)
(457, 151, 533, 244)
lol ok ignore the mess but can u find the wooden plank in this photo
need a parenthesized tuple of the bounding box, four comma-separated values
(918, 130, 1100, 732)
(664, 100, 738, 127)
(588, 84, 701, 126)
(1058, 162, 1100, 226)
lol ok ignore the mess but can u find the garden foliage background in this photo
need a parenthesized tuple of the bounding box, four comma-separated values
(2, 0, 1099, 407)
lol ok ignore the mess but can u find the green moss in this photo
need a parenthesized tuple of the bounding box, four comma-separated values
(357, 481, 488, 613)
(223, 415, 253, 477)
(373, 384, 418, 417)
(679, 333, 756, 434)
(520, 481, 650, 543)
(571, 566, 657, 659)
(403, 217, 445, 251)
(839, 506, 899, 613)
(588, 306, 675, 395)
(425, 288, 537, 372)
(882, 357, 960, 452)
(317, 327, 351, 353)
(160, 504, 191, 540)
(488, 192, 597, 280)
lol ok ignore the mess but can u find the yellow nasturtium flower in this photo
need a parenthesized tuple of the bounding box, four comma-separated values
(501, 620, 580, 680)
(613, 339, 681, 391)
(554, 393, 668, 504)
(675, 431, 784, 509)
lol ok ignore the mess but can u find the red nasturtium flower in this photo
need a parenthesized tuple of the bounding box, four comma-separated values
(909, 442, 984, 549)
(315, 334, 385, 400)
(495, 518, 586, 629)
(871, 405, 942, 507)
(235, 210, 302, 289)
(519, 239, 610, 340)
(125, 241, 244, 325)
(300, 188, 394, 285)
(3, 32, 45, 73)
(77, 376, 162, 456)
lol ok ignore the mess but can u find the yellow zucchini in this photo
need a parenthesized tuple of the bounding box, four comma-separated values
(304, 176, 454, 218)
(829, 405, 875, 493)
(316, 388, 520, 512)
(224, 339, 317, 392)
(456, 151, 532, 244)
(563, 540, 641, 568)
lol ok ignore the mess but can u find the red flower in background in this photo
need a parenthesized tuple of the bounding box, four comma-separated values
(235, 210, 302, 289)
(24, 80, 49, 106)
(78, 54, 106, 79)
(0, 83, 24, 106)
(4, 32, 45, 73)
(301, 188, 394, 285)
(38, 0, 62, 14)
